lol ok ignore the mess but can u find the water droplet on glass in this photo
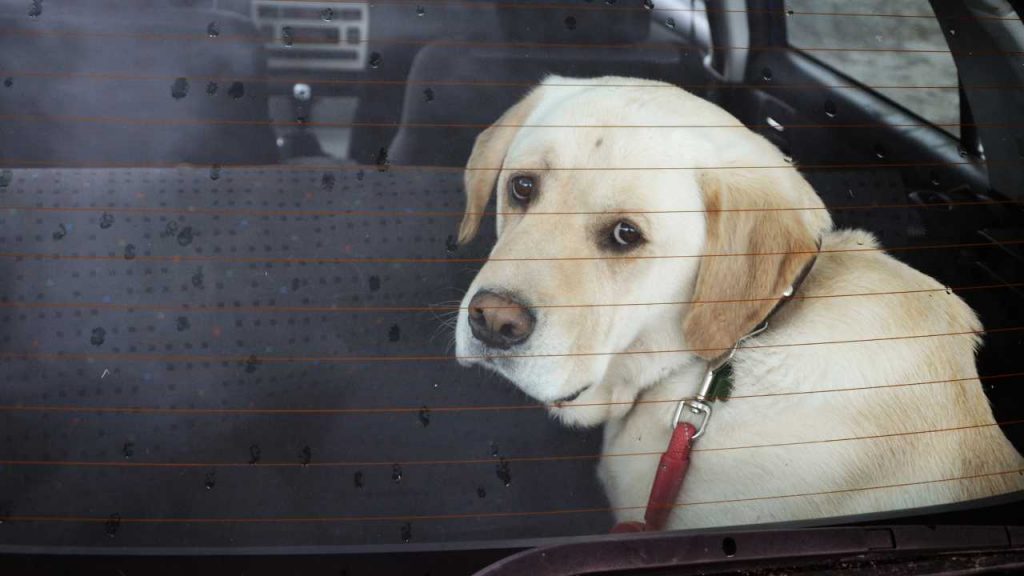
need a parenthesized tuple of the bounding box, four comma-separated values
(282, 26, 294, 47)
(388, 324, 401, 342)
(643, 0, 654, 10)
(207, 21, 220, 37)
(299, 445, 312, 466)
(664, 17, 675, 29)
(171, 77, 190, 100)
(873, 144, 886, 160)
(847, 189, 855, 199)
(321, 172, 336, 190)
(376, 147, 390, 172)
(400, 522, 412, 543)
(356, 169, 365, 181)
(248, 444, 262, 465)
(105, 514, 121, 538)
(0, 169, 11, 188)
(2, 77, 12, 88)
(782, 154, 794, 164)
(433, 382, 440, 389)
(957, 144, 968, 158)
(28, 0, 42, 17)
(369, 52, 383, 69)
(418, 406, 431, 427)
(945, 286, 953, 295)
(204, 471, 216, 490)
(605, 0, 616, 4)
(445, 235, 458, 254)
(496, 458, 512, 486)
(228, 81, 245, 99)
(52, 223, 67, 241)
(824, 99, 837, 118)
(191, 266, 205, 289)
(368, 275, 380, 291)
(245, 354, 261, 373)
(564, 16, 577, 30)
(123, 244, 136, 260)
(321, 7, 335, 21)
(761, 67, 773, 81)
(90, 327, 106, 346)
(416, 5, 425, 16)
(947, 22, 957, 36)
(490, 442, 499, 457)
(122, 442, 134, 459)
(477, 486, 487, 498)
(392, 463, 403, 483)
(786, 8, 794, 15)
(177, 226, 194, 247)
(99, 212, 115, 229)
(176, 316, 190, 331)
(209, 164, 221, 180)
(423, 88, 435, 103)
(354, 471, 364, 488)
(206, 81, 218, 95)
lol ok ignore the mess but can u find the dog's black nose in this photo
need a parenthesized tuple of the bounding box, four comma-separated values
(468, 290, 535, 349)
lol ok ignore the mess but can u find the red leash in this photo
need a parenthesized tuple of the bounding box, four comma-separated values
(610, 421, 697, 533)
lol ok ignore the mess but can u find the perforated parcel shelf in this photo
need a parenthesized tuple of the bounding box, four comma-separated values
(0, 168, 609, 550)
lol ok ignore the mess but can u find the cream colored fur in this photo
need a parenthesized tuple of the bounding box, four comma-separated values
(454, 75, 1024, 529)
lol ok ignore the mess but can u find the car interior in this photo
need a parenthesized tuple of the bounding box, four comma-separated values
(0, 0, 1023, 572)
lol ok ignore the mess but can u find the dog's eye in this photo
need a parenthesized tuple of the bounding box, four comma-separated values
(611, 221, 643, 247)
(508, 175, 536, 204)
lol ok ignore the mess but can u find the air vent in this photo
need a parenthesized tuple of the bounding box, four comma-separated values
(252, 1, 368, 71)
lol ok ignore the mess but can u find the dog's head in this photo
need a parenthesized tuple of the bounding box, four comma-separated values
(454, 76, 831, 427)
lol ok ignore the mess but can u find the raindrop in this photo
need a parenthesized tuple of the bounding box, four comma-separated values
(496, 458, 512, 486)
(99, 212, 115, 229)
(176, 316, 190, 332)
(392, 463, 403, 483)
(28, 0, 42, 17)
(90, 327, 106, 347)
(177, 226, 194, 247)
(191, 266, 205, 289)
(416, 5, 425, 16)
(375, 146, 390, 172)
(782, 154, 794, 164)
(368, 275, 380, 291)
(0, 169, 10, 187)
(929, 171, 941, 187)
(162, 221, 179, 238)
(207, 21, 220, 37)
(204, 471, 216, 490)
(423, 88, 435, 102)
(104, 514, 121, 538)
(291, 277, 301, 292)
(209, 164, 221, 180)
(206, 81, 218, 95)
(400, 522, 413, 543)
(388, 324, 401, 342)
(2, 77, 11, 88)
(245, 354, 261, 373)
(564, 16, 577, 30)
(418, 406, 431, 427)
(228, 81, 245, 99)
(321, 172, 336, 190)
(321, 7, 335, 21)
(171, 77, 190, 100)
(123, 244, 136, 260)
(664, 17, 675, 29)
(248, 444, 262, 465)
(786, 8, 794, 15)
(122, 442, 134, 459)
(369, 52, 383, 69)
(445, 235, 458, 254)
(946, 22, 957, 37)
(643, 0, 654, 10)
(489, 442, 499, 457)
(957, 144, 968, 158)
(52, 223, 67, 241)
(299, 445, 312, 466)
(477, 486, 487, 498)
(945, 286, 953, 295)
(432, 382, 440, 389)
(847, 189, 855, 199)
(873, 144, 886, 160)
(824, 99, 837, 118)
(282, 26, 294, 47)
(356, 169, 365, 181)
(761, 67, 773, 81)
(354, 471, 364, 488)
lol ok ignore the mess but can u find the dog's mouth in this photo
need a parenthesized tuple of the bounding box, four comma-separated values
(548, 384, 591, 407)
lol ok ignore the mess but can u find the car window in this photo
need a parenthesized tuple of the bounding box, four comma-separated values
(786, 0, 961, 137)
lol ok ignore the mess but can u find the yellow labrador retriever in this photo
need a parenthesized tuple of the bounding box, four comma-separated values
(454, 75, 1024, 529)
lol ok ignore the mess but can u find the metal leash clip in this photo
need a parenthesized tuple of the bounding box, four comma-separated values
(672, 321, 770, 440)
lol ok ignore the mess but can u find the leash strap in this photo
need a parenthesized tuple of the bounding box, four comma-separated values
(610, 422, 697, 533)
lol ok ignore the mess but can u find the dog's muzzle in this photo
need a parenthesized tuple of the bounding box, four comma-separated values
(467, 290, 535, 350)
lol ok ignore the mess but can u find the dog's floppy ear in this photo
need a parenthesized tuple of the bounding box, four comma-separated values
(683, 169, 822, 360)
(457, 87, 544, 245)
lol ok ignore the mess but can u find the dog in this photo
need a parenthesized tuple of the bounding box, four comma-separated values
(453, 75, 1024, 529)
